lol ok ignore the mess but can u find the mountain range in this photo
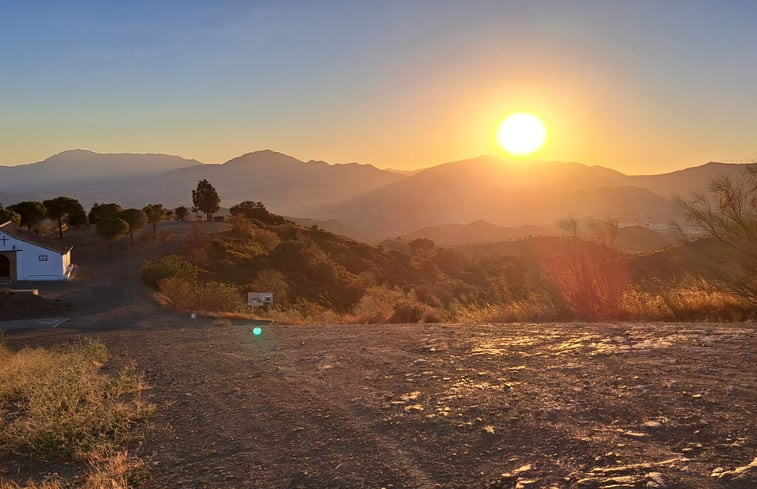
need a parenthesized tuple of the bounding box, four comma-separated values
(1, 149, 749, 243)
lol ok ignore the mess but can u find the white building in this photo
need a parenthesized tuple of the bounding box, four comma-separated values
(0, 221, 73, 281)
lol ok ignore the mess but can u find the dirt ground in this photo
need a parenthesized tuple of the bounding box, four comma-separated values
(1, 227, 755, 488)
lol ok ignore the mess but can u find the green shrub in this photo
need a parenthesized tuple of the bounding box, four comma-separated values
(157, 278, 245, 314)
(194, 281, 245, 313)
(142, 255, 203, 288)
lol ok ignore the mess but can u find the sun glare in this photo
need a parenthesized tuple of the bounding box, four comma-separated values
(496, 113, 547, 156)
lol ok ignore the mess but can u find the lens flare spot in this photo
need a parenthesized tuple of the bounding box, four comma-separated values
(252, 327, 263, 336)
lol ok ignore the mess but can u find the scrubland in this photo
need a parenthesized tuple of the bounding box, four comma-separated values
(0, 340, 152, 489)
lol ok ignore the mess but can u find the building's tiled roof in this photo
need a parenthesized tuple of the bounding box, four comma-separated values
(0, 221, 73, 254)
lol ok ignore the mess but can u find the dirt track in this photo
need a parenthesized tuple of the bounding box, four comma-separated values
(1, 229, 756, 488)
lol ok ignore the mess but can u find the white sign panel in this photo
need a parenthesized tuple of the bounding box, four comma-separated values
(247, 292, 273, 307)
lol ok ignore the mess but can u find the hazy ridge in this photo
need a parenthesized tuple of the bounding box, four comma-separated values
(1, 149, 749, 243)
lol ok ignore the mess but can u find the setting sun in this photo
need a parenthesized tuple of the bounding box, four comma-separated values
(496, 113, 547, 156)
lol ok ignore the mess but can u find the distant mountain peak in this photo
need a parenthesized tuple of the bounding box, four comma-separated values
(46, 149, 97, 159)
(306, 160, 383, 172)
(43, 149, 203, 165)
(242, 149, 290, 158)
(225, 149, 304, 167)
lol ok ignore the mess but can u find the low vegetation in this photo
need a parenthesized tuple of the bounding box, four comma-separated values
(0, 339, 153, 488)
(674, 164, 757, 304)
(142, 191, 755, 323)
(6, 172, 753, 323)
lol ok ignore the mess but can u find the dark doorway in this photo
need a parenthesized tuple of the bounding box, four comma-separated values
(0, 255, 9, 278)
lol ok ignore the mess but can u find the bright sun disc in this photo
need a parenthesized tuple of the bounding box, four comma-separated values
(497, 113, 547, 156)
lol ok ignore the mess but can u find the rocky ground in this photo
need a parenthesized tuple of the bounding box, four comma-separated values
(2, 321, 754, 488)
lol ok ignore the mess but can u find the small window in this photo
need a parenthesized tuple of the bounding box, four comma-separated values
(38, 255, 48, 261)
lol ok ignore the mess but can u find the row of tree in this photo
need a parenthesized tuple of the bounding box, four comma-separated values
(0, 179, 224, 241)
(92, 203, 174, 252)
(0, 197, 186, 240)
(1, 197, 87, 239)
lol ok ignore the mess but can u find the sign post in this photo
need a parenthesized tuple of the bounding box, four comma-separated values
(247, 292, 273, 308)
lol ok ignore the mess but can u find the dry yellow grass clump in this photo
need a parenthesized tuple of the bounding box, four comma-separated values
(622, 279, 753, 322)
(0, 339, 153, 488)
(0, 451, 145, 489)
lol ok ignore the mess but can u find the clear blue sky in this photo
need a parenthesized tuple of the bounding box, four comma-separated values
(1, 0, 755, 173)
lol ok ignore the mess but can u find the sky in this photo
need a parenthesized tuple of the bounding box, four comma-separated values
(0, 0, 755, 174)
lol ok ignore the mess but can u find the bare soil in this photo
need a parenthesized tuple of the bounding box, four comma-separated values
(1, 226, 755, 489)
(0, 290, 72, 320)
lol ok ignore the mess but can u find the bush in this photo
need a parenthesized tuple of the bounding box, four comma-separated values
(157, 278, 245, 314)
(247, 269, 289, 304)
(352, 286, 405, 323)
(142, 255, 203, 289)
(194, 281, 245, 313)
(352, 287, 441, 323)
(541, 239, 628, 320)
(389, 302, 429, 323)
(157, 277, 196, 310)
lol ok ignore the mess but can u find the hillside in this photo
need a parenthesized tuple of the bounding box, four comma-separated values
(1, 150, 749, 240)
(0, 149, 200, 186)
(0, 150, 202, 206)
(325, 157, 696, 236)
(2, 212, 753, 489)
(0, 149, 405, 212)
(131, 150, 405, 215)
(627, 162, 750, 198)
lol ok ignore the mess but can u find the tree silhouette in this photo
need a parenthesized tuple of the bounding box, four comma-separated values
(43, 196, 86, 239)
(229, 200, 284, 224)
(675, 164, 757, 303)
(119, 208, 148, 245)
(174, 206, 189, 221)
(7, 201, 46, 230)
(143, 203, 168, 240)
(0, 204, 21, 225)
(89, 203, 123, 224)
(192, 179, 220, 222)
(96, 217, 129, 254)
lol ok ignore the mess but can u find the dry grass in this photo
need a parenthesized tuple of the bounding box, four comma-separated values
(0, 340, 153, 488)
(0, 451, 145, 489)
(152, 268, 754, 324)
(451, 298, 565, 323)
(622, 279, 754, 321)
(351, 286, 406, 323)
(265, 301, 345, 325)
